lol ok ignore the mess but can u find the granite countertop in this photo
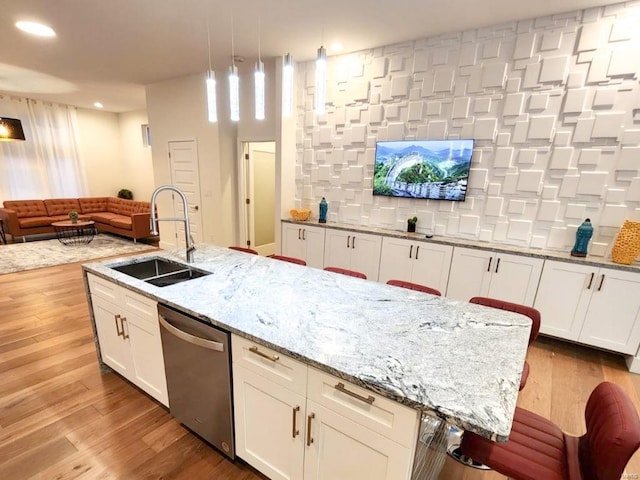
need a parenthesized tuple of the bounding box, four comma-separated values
(282, 219, 640, 273)
(83, 245, 531, 442)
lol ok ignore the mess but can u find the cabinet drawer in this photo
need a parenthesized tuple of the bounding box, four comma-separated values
(121, 288, 158, 327)
(88, 273, 119, 302)
(307, 367, 419, 448)
(232, 335, 307, 396)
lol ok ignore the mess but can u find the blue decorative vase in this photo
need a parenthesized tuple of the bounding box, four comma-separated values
(319, 197, 328, 223)
(571, 218, 593, 257)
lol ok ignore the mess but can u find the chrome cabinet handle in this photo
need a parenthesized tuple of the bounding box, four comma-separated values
(597, 274, 605, 291)
(306, 413, 315, 446)
(292, 406, 300, 438)
(347, 235, 351, 248)
(120, 316, 129, 339)
(409, 245, 413, 259)
(487, 257, 493, 272)
(298, 228, 301, 240)
(495, 258, 501, 273)
(115, 314, 123, 337)
(249, 346, 279, 362)
(587, 272, 595, 289)
(334, 382, 375, 405)
(415, 245, 420, 260)
(159, 315, 224, 351)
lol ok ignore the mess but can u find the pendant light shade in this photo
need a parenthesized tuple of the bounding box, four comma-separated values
(229, 65, 240, 122)
(315, 46, 327, 115)
(0, 117, 25, 141)
(283, 53, 294, 117)
(254, 60, 265, 121)
(206, 70, 218, 123)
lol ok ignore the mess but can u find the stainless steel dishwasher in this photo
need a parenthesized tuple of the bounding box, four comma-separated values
(158, 304, 235, 459)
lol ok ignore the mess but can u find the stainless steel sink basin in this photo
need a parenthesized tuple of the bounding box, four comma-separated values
(111, 257, 210, 287)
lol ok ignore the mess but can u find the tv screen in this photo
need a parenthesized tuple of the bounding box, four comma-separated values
(373, 139, 474, 201)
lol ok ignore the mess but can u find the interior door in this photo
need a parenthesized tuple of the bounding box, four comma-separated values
(168, 140, 203, 245)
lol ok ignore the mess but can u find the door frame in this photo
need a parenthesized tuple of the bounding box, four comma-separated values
(237, 137, 276, 255)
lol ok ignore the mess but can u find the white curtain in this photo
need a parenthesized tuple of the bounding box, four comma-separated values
(0, 95, 88, 202)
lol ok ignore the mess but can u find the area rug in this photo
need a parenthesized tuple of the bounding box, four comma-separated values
(0, 234, 157, 275)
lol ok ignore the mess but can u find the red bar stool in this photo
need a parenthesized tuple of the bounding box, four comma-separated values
(323, 267, 367, 279)
(386, 279, 441, 296)
(228, 246, 259, 255)
(460, 381, 640, 480)
(268, 254, 307, 266)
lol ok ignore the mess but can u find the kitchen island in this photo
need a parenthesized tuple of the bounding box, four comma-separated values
(83, 245, 531, 479)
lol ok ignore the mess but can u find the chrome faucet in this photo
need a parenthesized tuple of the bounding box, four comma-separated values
(150, 185, 196, 263)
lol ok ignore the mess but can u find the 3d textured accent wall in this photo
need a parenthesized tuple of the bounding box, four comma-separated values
(294, 1, 640, 255)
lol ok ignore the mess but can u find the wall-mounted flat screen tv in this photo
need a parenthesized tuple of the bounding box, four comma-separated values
(373, 139, 474, 201)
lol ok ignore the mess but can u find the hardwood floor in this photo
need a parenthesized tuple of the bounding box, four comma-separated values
(1, 259, 639, 479)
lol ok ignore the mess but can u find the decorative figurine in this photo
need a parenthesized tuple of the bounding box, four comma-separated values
(319, 197, 328, 223)
(571, 218, 593, 257)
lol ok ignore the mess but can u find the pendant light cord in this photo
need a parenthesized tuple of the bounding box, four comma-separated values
(206, 16, 212, 72)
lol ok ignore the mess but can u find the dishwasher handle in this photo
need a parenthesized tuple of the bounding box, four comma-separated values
(159, 315, 225, 352)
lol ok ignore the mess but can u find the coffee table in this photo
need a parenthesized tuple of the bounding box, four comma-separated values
(52, 220, 97, 246)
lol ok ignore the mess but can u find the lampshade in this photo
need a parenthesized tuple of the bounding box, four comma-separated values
(206, 70, 218, 123)
(254, 60, 265, 121)
(315, 46, 327, 115)
(0, 117, 25, 141)
(229, 65, 240, 122)
(282, 53, 294, 117)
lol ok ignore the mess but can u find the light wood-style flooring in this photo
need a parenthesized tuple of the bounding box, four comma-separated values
(1, 259, 639, 479)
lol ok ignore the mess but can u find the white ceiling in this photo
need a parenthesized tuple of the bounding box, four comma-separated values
(0, 0, 620, 113)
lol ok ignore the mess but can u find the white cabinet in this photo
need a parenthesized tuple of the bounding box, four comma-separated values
(323, 229, 382, 281)
(88, 273, 168, 406)
(282, 223, 326, 269)
(446, 247, 543, 305)
(534, 260, 640, 354)
(232, 335, 419, 480)
(378, 237, 452, 293)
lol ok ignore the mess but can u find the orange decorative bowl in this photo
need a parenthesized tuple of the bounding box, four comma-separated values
(290, 208, 312, 221)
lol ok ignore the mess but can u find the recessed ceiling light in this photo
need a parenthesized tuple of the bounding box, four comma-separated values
(94, 102, 104, 109)
(15, 21, 56, 38)
(330, 42, 344, 52)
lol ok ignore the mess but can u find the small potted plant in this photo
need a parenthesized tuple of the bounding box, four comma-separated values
(118, 188, 133, 200)
(407, 216, 418, 233)
(68, 211, 79, 224)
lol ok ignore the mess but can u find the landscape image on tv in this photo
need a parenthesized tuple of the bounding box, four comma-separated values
(373, 139, 474, 201)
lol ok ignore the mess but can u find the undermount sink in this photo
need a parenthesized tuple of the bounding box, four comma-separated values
(111, 257, 210, 287)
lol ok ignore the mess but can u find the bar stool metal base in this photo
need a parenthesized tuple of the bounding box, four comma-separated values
(446, 427, 491, 470)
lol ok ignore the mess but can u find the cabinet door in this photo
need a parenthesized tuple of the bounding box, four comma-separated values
(303, 400, 413, 480)
(323, 230, 353, 271)
(348, 232, 382, 281)
(282, 224, 306, 261)
(127, 313, 169, 406)
(445, 247, 492, 301)
(378, 237, 414, 284)
(411, 243, 453, 295)
(486, 253, 543, 306)
(92, 295, 133, 379)
(580, 268, 640, 354)
(302, 226, 326, 269)
(534, 260, 593, 341)
(233, 364, 306, 480)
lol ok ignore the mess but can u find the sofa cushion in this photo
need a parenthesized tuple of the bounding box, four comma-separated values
(43, 198, 81, 216)
(91, 212, 121, 224)
(18, 216, 55, 228)
(3, 200, 47, 218)
(109, 216, 133, 230)
(79, 197, 108, 214)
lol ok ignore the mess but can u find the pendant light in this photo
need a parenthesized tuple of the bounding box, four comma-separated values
(228, 16, 240, 122)
(0, 117, 26, 141)
(315, 45, 327, 115)
(205, 17, 217, 123)
(282, 53, 294, 117)
(254, 17, 265, 121)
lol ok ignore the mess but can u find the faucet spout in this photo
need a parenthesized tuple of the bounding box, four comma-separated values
(150, 185, 196, 263)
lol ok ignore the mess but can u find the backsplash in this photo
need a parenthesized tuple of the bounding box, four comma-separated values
(293, 1, 640, 257)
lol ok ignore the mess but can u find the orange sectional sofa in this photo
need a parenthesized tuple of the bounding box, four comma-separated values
(0, 197, 154, 242)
